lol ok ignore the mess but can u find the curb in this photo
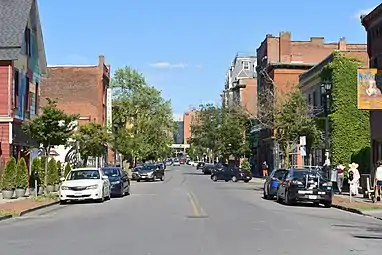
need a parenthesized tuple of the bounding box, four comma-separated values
(19, 201, 60, 216)
(332, 204, 382, 221)
(0, 215, 13, 222)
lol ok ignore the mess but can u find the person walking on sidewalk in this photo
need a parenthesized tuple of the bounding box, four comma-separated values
(336, 163, 345, 194)
(374, 160, 382, 202)
(262, 161, 269, 178)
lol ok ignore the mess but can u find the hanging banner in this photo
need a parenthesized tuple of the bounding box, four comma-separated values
(357, 68, 382, 109)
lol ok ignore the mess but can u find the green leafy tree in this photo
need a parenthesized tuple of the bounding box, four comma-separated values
(275, 89, 323, 167)
(56, 160, 62, 177)
(320, 52, 370, 171)
(63, 162, 71, 179)
(15, 158, 28, 189)
(22, 99, 79, 188)
(241, 158, 251, 172)
(0, 157, 16, 190)
(47, 158, 57, 185)
(112, 66, 173, 164)
(73, 123, 111, 166)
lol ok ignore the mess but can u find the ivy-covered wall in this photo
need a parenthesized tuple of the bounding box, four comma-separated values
(321, 52, 370, 173)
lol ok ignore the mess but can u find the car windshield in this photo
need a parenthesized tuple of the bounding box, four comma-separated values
(141, 165, 156, 171)
(67, 170, 100, 180)
(292, 169, 326, 181)
(273, 170, 288, 179)
(101, 168, 120, 177)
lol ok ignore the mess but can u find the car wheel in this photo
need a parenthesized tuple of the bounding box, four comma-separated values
(276, 190, 282, 203)
(313, 202, 320, 207)
(324, 201, 332, 208)
(212, 175, 218, 182)
(263, 186, 269, 199)
(232, 176, 238, 182)
(225, 179, 229, 182)
(96, 191, 105, 203)
(120, 186, 125, 197)
(244, 180, 249, 183)
(160, 175, 165, 181)
(60, 200, 67, 205)
(125, 185, 130, 195)
(137, 179, 141, 182)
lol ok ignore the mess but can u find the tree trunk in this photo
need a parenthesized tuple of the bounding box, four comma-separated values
(83, 156, 88, 167)
(44, 146, 50, 194)
(284, 143, 291, 168)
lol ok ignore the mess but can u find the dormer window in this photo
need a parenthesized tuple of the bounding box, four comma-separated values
(24, 28, 31, 57)
(243, 61, 250, 70)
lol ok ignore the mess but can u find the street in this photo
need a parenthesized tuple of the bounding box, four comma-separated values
(0, 166, 382, 254)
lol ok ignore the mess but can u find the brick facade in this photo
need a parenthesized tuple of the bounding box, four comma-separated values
(361, 4, 382, 167)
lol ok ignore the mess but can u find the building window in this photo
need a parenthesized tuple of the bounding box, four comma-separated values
(25, 77, 30, 115)
(35, 82, 39, 113)
(13, 69, 19, 108)
(243, 61, 250, 70)
(24, 28, 31, 57)
(308, 94, 311, 105)
(313, 91, 317, 106)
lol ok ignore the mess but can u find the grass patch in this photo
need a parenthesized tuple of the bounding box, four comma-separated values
(353, 205, 382, 211)
(0, 209, 18, 216)
(31, 193, 59, 203)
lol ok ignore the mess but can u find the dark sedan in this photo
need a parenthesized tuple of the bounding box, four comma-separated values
(202, 164, 214, 175)
(230, 167, 252, 183)
(101, 167, 130, 197)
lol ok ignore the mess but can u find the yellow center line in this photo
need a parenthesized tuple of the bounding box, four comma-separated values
(188, 191, 206, 216)
(187, 192, 200, 216)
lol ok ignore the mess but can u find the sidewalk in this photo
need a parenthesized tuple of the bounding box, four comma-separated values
(0, 194, 59, 220)
(332, 193, 382, 219)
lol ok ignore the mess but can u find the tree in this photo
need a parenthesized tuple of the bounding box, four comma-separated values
(63, 162, 71, 178)
(0, 157, 16, 190)
(47, 158, 58, 185)
(22, 98, 79, 188)
(73, 123, 111, 166)
(275, 89, 322, 167)
(112, 66, 173, 163)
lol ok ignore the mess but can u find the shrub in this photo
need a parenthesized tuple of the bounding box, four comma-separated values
(47, 158, 57, 185)
(56, 160, 62, 177)
(0, 157, 16, 190)
(241, 158, 250, 172)
(30, 157, 42, 188)
(15, 158, 28, 189)
(39, 156, 47, 184)
(63, 163, 71, 178)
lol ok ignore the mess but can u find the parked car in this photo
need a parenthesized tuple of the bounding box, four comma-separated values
(276, 167, 333, 207)
(211, 165, 231, 182)
(202, 164, 214, 175)
(263, 168, 289, 199)
(179, 158, 186, 164)
(132, 166, 143, 181)
(230, 167, 252, 183)
(196, 162, 205, 170)
(173, 160, 180, 166)
(136, 164, 165, 182)
(101, 167, 130, 197)
(59, 168, 111, 204)
(190, 161, 198, 167)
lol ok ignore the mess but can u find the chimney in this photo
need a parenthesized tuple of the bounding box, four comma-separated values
(338, 37, 347, 51)
(98, 55, 105, 66)
(310, 37, 324, 45)
(279, 31, 291, 63)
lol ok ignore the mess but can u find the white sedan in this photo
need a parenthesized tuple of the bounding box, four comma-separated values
(59, 168, 111, 204)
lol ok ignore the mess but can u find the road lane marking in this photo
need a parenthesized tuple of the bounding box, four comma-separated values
(187, 192, 200, 216)
(188, 191, 207, 217)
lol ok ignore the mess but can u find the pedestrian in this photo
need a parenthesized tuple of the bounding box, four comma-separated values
(374, 160, 382, 202)
(336, 163, 345, 194)
(262, 161, 268, 177)
(348, 163, 360, 196)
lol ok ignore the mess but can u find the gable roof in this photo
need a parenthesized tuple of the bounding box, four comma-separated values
(0, 0, 34, 59)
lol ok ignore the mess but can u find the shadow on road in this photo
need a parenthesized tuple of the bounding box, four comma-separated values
(183, 172, 205, 176)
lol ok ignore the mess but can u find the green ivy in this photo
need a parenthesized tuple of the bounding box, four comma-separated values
(320, 52, 370, 171)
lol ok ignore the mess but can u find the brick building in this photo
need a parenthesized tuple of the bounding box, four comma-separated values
(222, 53, 257, 116)
(40, 55, 111, 164)
(255, 32, 366, 172)
(0, 0, 47, 166)
(361, 4, 382, 169)
(299, 49, 368, 165)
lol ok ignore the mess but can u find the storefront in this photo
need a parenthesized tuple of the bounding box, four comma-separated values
(11, 121, 38, 169)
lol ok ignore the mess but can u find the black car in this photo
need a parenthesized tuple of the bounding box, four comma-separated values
(101, 167, 130, 197)
(136, 164, 165, 182)
(276, 167, 333, 207)
(196, 162, 205, 170)
(211, 165, 231, 182)
(263, 169, 289, 199)
(132, 166, 143, 181)
(230, 167, 252, 183)
(202, 164, 214, 175)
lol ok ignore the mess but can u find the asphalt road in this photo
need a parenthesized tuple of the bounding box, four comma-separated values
(1, 165, 382, 254)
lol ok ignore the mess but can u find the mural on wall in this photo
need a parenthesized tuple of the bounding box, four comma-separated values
(12, 15, 41, 120)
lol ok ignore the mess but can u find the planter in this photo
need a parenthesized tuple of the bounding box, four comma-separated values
(1, 190, 14, 199)
(38, 187, 44, 195)
(46, 185, 55, 193)
(54, 184, 60, 192)
(15, 188, 26, 198)
(29, 187, 37, 196)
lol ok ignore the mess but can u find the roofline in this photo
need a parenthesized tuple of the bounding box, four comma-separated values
(361, 3, 382, 29)
(47, 65, 97, 67)
(267, 62, 315, 72)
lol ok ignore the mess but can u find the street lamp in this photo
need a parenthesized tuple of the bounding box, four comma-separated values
(321, 81, 332, 166)
(113, 122, 118, 166)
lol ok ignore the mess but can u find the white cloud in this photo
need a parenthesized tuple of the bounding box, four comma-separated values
(195, 64, 203, 69)
(353, 7, 375, 19)
(149, 62, 187, 69)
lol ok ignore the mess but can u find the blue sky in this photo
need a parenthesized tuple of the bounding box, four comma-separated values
(39, 0, 380, 114)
